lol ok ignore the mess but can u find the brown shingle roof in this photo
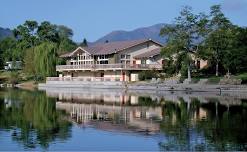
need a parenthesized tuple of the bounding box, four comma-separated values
(60, 52, 73, 58)
(134, 48, 161, 59)
(59, 39, 163, 57)
(85, 39, 148, 55)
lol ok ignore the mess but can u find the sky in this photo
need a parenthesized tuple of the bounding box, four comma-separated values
(1, 0, 247, 42)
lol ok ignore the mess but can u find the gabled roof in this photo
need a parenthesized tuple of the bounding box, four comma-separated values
(59, 39, 163, 57)
(59, 47, 91, 58)
(134, 48, 161, 59)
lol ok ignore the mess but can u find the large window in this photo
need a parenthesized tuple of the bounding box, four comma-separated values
(96, 55, 109, 64)
(76, 52, 94, 65)
(120, 54, 131, 64)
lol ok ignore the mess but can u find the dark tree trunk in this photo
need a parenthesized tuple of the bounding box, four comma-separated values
(187, 64, 191, 82)
(216, 62, 219, 76)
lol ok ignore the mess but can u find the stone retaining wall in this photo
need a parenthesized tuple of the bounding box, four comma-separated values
(39, 81, 247, 92)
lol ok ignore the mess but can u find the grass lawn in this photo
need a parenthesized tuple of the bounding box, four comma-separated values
(0, 70, 34, 84)
(236, 72, 247, 84)
(191, 76, 222, 84)
(0, 70, 12, 82)
(191, 72, 247, 84)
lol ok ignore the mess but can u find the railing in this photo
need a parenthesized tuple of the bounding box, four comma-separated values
(47, 76, 121, 82)
(56, 64, 162, 71)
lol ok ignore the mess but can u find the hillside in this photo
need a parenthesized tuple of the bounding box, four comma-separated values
(0, 27, 13, 40)
(92, 23, 170, 45)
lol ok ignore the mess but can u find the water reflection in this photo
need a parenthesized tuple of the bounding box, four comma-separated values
(0, 89, 72, 150)
(43, 88, 247, 151)
(0, 88, 246, 151)
(56, 101, 162, 134)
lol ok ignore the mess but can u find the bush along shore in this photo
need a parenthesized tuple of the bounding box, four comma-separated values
(0, 70, 40, 89)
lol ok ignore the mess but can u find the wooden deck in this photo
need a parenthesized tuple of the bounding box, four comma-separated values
(46, 76, 121, 82)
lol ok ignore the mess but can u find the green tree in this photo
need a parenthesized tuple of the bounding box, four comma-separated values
(0, 37, 17, 62)
(80, 38, 88, 47)
(162, 57, 177, 76)
(13, 20, 39, 47)
(37, 21, 59, 42)
(13, 20, 39, 61)
(221, 26, 247, 74)
(57, 25, 76, 53)
(202, 5, 232, 76)
(24, 42, 58, 79)
(160, 6, 207, 81)
(57, 38, 77, 54)
(57, 25, 73, 39)
(34, 42, 58, 78)
(0, 20, 80, 81)
(23, 47, 36, 75)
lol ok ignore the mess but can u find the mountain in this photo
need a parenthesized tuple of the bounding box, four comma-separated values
(92, 23, 170, 45)
(0, 27, 13, 40)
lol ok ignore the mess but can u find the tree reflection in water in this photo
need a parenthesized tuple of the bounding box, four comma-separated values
(0, 89, 72, 149)
(159, 97, 247, 151)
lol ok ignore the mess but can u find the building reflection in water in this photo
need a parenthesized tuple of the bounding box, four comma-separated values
(56, 102, 162, 134)
(50, 89, 165, 134)
(43, 88, 246, 136)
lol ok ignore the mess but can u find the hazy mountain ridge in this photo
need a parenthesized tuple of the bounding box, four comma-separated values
(0, 27, 13, 40)
(92, 23, 170, 45)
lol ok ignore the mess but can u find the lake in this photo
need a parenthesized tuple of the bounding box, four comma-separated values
(0, 88, 246, 151)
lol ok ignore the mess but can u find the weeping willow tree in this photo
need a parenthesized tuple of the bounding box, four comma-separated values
(24, 42, 58, 80)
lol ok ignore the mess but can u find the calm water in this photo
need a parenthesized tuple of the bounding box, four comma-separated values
(0, 88, 246, 151)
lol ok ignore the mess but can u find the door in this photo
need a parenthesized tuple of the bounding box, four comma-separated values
(133, 60, 136, 68)
(122, 72, 125, 81)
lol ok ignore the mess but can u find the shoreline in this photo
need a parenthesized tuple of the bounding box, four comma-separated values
(38, 81, 247, 92)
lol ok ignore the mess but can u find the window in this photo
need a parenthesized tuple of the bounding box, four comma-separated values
(121, 54, 125, 59)
(99, 55, 105, 59)
(126, 55, 131, 59)
(99, 60, 108, 64)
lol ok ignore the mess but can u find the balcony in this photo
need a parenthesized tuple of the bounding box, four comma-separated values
(47, 76, 121, 82)
(56, 64, 162, 71)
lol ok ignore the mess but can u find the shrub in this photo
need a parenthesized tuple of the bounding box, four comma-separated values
(34, 75, 45, 82)
(138, 70, 158, 81)
(237, 73, 247, 84)
(9, 71, 20, 84)
(207, 77, 221, 84)
(180, 64, 188, 78)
